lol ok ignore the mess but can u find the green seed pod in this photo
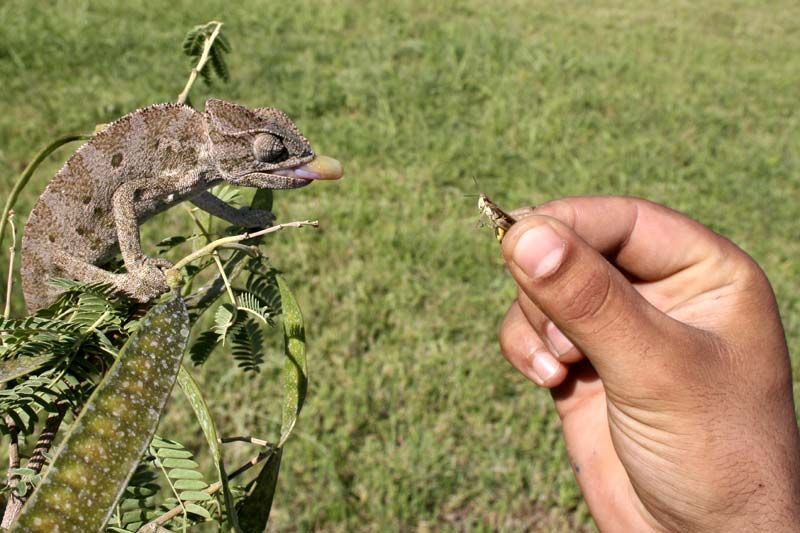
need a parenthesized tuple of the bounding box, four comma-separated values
(12, 293, 189, 532)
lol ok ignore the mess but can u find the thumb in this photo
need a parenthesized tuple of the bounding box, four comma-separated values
(501, 215, 691, 390)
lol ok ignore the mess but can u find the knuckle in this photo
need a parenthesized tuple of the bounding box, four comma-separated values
(534, 199, 577, 226)
(557, 266, 615, 326)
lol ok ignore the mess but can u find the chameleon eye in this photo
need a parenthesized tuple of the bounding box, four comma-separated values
(253, 133, 289, 163)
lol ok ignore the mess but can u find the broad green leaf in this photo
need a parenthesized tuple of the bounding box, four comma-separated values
(156, 448, 193, 459)
(177, 366, 240, 530)
(167, 468, 204, 480)
(161, 458, 200, 469)
(237, 275, 305, 531)
(236, 448, 283, 533)
(179, 490, 213, 501)
(0, 354, 53, 384)
(276, 275, 307, 446)
(185, 504, 212, 519)
(173, 479, 208, 490)
(11, 293, 189, 532)
(251, 188, 273, 213)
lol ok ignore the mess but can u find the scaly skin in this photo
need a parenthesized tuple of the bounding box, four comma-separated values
(21, 99, 343, 311)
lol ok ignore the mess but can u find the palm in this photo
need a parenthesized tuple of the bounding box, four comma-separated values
(551, 270, 739, 530)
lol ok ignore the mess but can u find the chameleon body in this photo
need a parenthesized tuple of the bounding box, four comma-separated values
(21, 99, 342, 311)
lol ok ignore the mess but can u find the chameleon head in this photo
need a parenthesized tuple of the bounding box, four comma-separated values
(206, 99, 343, 189)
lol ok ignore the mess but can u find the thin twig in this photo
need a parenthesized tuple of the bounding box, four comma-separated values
(139, 447, 275, 530)
(220, 435, 272, 447)
(1, 416, 21, 529)
(3, 211, 16, 319)
(177, 21, 223, 105)
(168, 219, 318, 273)
(213, 254, 237, 306)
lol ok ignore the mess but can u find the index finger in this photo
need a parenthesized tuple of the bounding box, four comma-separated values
(523, 196, 732, 282)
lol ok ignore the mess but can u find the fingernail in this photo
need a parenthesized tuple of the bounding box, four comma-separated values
(546, 321, 574, 357)
(512, 225, 566, 279)
(531, 349, 559, 383)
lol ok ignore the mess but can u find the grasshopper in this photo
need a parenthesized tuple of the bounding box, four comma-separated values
(477, 193, 518, 242)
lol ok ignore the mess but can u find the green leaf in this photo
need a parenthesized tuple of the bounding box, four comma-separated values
(12, 293, 189, 533)
(177, 366, 240, 530)
(276, 275, 307, 446)
(251, 188, 273, 213)
(162, 458, 200, 469)
(173, 479, 208, 491)
(0, 354, 53, 384)
(214, 303, 236, 345)
(189, 330, 219, 366)
(156, 235, 188, 250)
(185, 504, 212, 519)
(231, 318, 265, 373)
(179, 491, 213, 501)
(167, 468, 204, 480)
(156, 448, 193, 459)
(236, 292, 272, 326)
(151, 436, 184, 449)
(236, 448, 283, 532)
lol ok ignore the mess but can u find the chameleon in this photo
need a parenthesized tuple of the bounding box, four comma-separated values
(21, 99, 343, 312)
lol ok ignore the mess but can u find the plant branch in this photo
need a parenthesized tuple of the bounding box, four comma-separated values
(213, 254, 237, 306)
(168, 219, 318, 274)
(26, 401, 69, 475)
(1, 402, 69, 527)
(3, 211, 16, 319)
(1, 416, 21, 529)
(177, 21, 223, 105)
(220, 436, 271, 447)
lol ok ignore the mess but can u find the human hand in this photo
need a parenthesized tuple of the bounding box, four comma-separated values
(498, 196, 800, 531)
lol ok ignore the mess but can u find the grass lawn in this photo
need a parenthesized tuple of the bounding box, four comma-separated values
(1, 1, 799, 530)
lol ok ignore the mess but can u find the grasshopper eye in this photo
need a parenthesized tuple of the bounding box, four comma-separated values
(253, 133, 289, 163)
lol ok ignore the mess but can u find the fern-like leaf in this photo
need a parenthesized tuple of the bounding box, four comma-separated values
(107, 463, 161, 532)
(231, 318, 265, 373)
(183, 21, 230, 87)
(213, 303, 236, 345)
(236, 291, 273, 326)
(190, 330, 220, 366)
(149, 436, 216, 526)
(209, 45, 230, 83)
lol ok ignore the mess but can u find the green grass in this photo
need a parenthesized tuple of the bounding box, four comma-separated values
(2, 0, 799, 530)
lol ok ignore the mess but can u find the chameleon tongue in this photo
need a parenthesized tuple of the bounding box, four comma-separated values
(292, 155, 343, 180)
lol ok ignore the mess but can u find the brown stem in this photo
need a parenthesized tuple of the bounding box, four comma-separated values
(27, 402, 69, 474)
(220, 435, 271, 447)
(1, 403, 69, 528)
(3, 211, 16, 319)
(1, 416, 22, 529)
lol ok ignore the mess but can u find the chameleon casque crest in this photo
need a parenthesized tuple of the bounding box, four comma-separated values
(21, 99, 343, 311)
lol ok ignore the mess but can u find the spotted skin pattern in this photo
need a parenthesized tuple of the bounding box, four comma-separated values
(11, 293, 189, 532)
(21, 99, 322, 312)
